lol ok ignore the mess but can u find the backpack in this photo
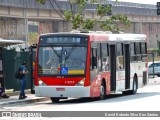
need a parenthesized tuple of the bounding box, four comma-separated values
(15, 67, 23, 79)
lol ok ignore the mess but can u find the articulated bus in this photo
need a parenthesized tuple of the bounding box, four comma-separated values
(34, 31, 148, 102)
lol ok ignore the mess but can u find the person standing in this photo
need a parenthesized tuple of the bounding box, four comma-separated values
(0, 74, 10, 98)
(19, 62, 28, 99)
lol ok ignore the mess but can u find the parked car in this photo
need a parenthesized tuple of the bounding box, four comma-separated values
(148, 61, 160, 77)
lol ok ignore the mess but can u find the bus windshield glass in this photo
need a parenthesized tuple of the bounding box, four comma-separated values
(38, 37, 87, 75)
(38, 46, 87, 75)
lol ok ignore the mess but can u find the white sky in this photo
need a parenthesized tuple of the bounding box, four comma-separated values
(112, 0, 159, 5)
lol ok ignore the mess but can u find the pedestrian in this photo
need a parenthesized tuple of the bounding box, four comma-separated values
(0, 74, 10, 98)
(19, 62, 28, 99)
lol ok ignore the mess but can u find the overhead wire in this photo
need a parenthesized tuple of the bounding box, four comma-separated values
(49, 0, 65, 20)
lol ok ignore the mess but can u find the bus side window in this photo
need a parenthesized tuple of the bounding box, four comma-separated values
(135, 42, 141, 61)
(97, 44, 102, 71)
(117, 43, 124, 70)
(91, 48, 97, 69)
(130, 42, 136, 61)
(141, 42, 147, 61)
(102, 43, 109, 71)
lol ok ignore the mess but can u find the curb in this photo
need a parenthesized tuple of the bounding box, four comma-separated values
(0, 97, 50, 106)
(5, 89, 31, 96)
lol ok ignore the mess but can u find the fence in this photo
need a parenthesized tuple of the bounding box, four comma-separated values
(2, 48, 31, 91)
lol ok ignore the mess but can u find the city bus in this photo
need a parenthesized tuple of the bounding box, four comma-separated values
(34, 31, 148, 102)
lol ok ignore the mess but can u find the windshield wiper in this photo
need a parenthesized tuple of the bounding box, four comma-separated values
(65, 47, 75, 61)
(52, 47, 61, 58)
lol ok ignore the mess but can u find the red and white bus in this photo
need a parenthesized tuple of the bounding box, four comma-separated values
(34, 31, 148, 102)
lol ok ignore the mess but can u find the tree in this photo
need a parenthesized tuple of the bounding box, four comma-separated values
(28, 32, 38, 45)
(36, 0, 130, 32)
(36, 0, 45, 4)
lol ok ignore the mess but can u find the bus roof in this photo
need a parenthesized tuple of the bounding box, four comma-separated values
(40, 32, 146, 42)
(91, 33, 146, 41)
(0, 38, 24, 47)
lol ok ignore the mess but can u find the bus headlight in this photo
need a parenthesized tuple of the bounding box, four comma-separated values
(38, 79, 47, 86)
(76, 78, 85, 86)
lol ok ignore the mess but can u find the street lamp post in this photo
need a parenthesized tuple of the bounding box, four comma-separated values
(156, 34, 160, 56)
(152, 52, 155, 78)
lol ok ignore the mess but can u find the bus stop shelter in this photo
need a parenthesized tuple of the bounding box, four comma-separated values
(0, 38, 24, 93)
(0, 38, 24, 47)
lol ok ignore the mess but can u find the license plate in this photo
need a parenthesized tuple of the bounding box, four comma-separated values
(56, 88, 65, 91)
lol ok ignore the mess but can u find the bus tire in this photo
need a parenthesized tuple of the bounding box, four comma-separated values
(50, 97, 60, 103)
(130, 76, 137, 94)
(122, 91, 129, 95)
(100, 81, 106, 100)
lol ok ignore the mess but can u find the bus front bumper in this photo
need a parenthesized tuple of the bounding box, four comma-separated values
(35, 86, 90, 98)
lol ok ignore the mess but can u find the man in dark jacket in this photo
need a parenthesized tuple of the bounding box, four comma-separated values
(19, 62, 28, 99)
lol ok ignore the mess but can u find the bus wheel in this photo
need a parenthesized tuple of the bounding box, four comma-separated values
(122, 91, 129, 95)
(50, 97, 60, 103)
(131, 77, 137, 94)
(100, 82, 106, 100)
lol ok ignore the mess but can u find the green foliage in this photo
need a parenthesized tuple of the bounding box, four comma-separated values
(35, 0, 45, 4)
(68, 0, 130, 31)
(115, 14, 130, 26)
(64, 11, 73, 21)
(70, 0, 87, 5)
(69, 0, 87, 12)
(90, 0, 98, 3)
(36, 0, 130, 32)
(77, 0, 87, 10)
(28, 32, 38, 45)
(72, 14, 83, 29)
(100, 14, 130, 32)
(83, 19, 95, 30)
(97, 4, 112, 18)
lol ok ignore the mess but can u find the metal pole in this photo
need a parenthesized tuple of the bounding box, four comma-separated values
(24, 0, 28, 47)
(25, 13, 28, 47)
(152, 52, 155, 78)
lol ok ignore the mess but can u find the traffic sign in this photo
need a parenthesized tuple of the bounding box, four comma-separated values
(61, 67, 68, 75)
(157, 2, 160, 15)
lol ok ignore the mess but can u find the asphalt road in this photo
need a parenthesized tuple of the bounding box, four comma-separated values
(1, 84, 160, 111)
(1, 85, 160, 120)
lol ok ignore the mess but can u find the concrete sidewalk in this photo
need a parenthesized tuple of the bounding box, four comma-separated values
(148, 76, 160, 85)
(0, 93, 49, 106)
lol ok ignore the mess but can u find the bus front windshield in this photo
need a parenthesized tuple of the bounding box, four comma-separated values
(38, 46, 87, 75)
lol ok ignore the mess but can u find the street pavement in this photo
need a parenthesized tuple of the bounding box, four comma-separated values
(0, 93, 49, 107)
(0, 76, 159, 107)
(148, 76, 160, 85)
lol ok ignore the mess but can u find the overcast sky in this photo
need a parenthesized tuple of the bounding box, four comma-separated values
(112, 0, 159, 5)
